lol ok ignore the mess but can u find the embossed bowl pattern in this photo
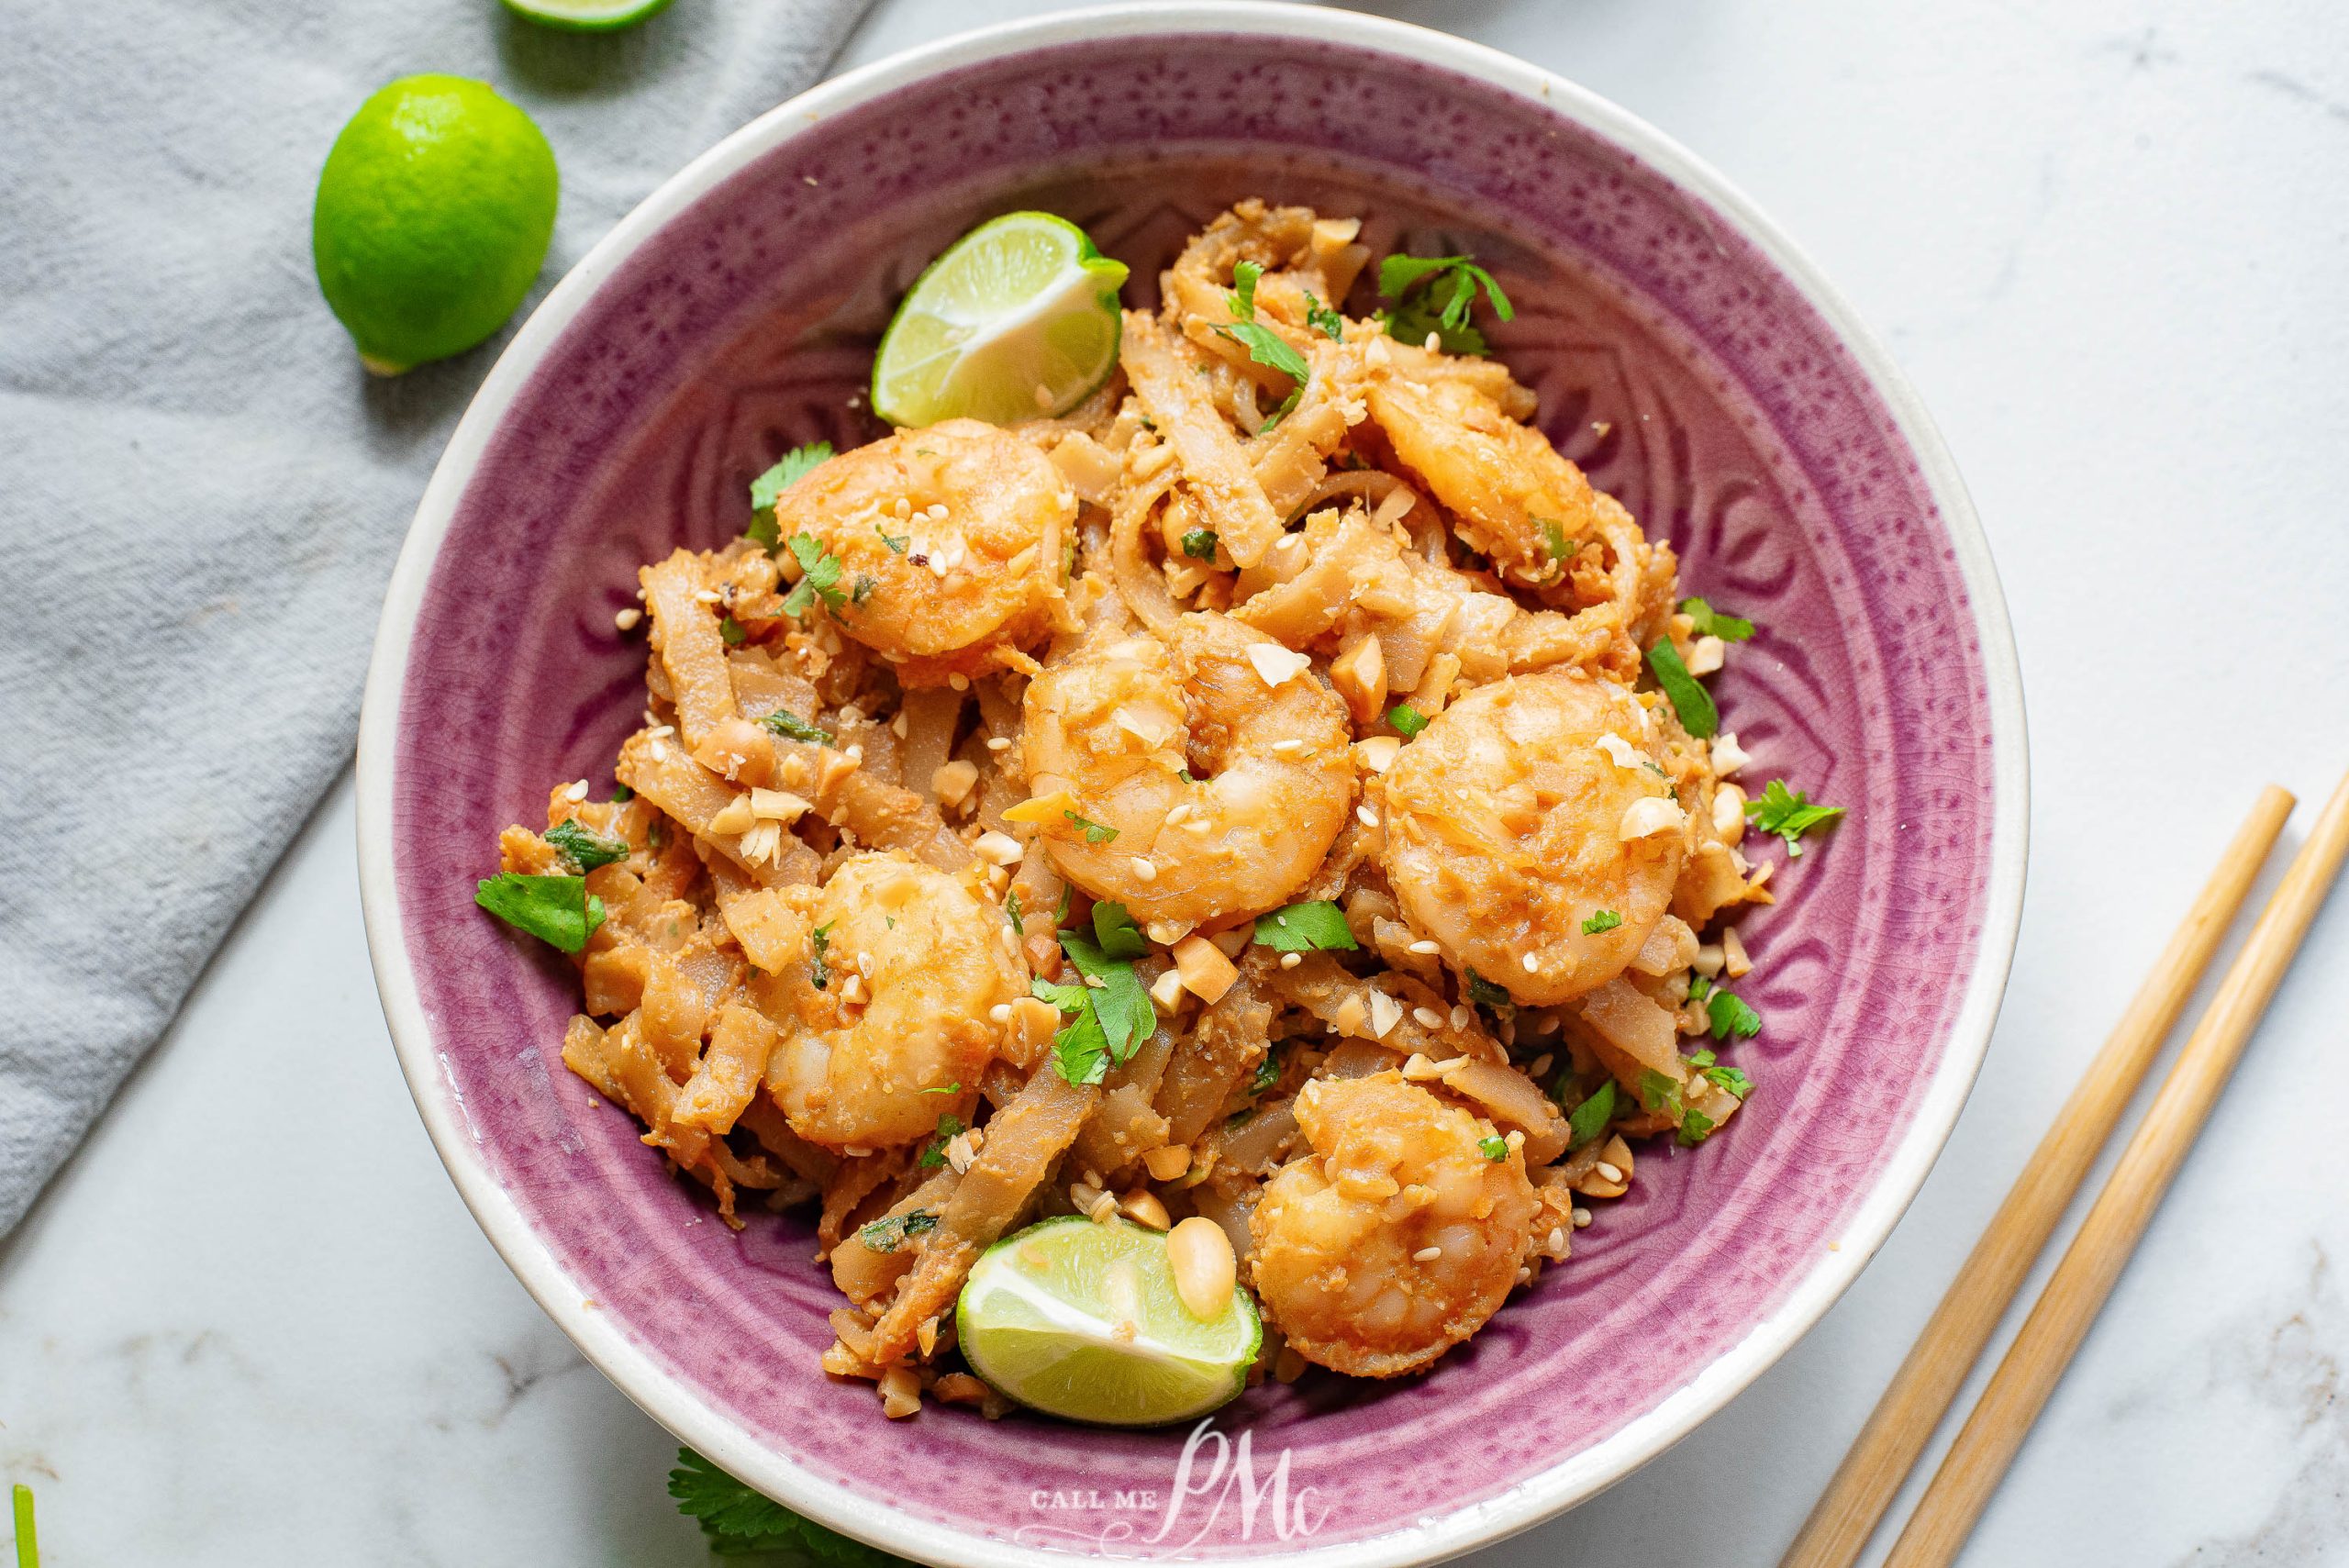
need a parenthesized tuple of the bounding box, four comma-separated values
(356, 8, 2025, 1566)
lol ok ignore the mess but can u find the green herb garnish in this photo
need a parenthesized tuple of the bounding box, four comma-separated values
(852, 574, 879, 606)
(718, 615, 747, 646)
(1064, 810, 1118, 844)
(1252, 899, 1358, 952)
(1536, 517, 1575, 574)
(745, 443, 832, 549)
(1581, 909, 1622, 935)
(1644, 637, 1718, 739)
(1250, 1051, 1283, 1096)
(670, 1450, 896, 1566)
(876, 523, 909, 554)
(1478, 1135, 1508, 1162)
(809, 921, 833, 991)
(1387, 702, 1429, 738)
(1677, 1106, 1718, 1148)
(781, 533, 847, 616)
(475, 873, 606, 954)
(13, 1483, 38, 1568)
(1036, 928, 1152, 1085)
(608, 784, 633, 802)
(918, 1113, 965, 1169)
(855, 1209, 941, 1254)
(1745, 778, 1846, 857)
(1005, 888, 1025, 936)
(1215, 260, 1309, 427)
(1705, 985, 1762, 1041)
(760, 708, 833, 747)
(1181, 528, 1220, 561)
(1091, 900, 1147, 959)
(545, 818, 629, 872)
(1703, 1064, 1755, 1100)
(1376, 252, 1514, 356)
(1304, 291, 1345, 340)
(1681, 596, 1753, 641)
(1465, 969, 1514, 1008)
(1566, 1079, 1617, 1150)
(1638, 1068, 1684, 1118)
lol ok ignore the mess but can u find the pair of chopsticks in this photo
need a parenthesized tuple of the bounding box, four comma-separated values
(1781, 771, 2349, 1568)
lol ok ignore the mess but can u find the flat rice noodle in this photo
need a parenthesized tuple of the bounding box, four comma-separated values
(897, 687, 966, 806)
(1442, 1059, 1569, 1166)
(1247, 339, 1369, 517)
(866, 1064, 1100, 1363)
(1575, 975, 1687, 1094)
(1160, 966, 1274, 1147)
(1187, 1181, 1261, 1267)
(707, 858, 814, 971)
(818, 1150, 907, 1253)
(615, 733, 793, 887)
(1108, 462, 1184, 638)
(674, 1002, 779, 1135)
(642, 550, 738, 750)
(1120, 313, 1281, 569)
(766, 736, 972, 873)
(1270, 952, 1502, 1064)
(1070, 1023, 1176, 1179)
(829, 1168, 960, 1310)
(735, 1093, 838, 1186)
(563, 1012, 737, 1220)
(1208, 1097, 1297, 1177)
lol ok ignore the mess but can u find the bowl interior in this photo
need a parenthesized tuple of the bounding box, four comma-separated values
(381, 23, 2004, 1562)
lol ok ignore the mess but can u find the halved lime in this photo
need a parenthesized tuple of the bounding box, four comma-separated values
(872, 212, 1130, 427)
(498, 0, 675, 31)
(955, 1216, 1260, 1426)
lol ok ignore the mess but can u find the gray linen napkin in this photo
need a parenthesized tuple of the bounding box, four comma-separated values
(0, 0, 875, 1238)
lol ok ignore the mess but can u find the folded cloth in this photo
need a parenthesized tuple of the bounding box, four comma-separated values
(0, 0, 875, 1238)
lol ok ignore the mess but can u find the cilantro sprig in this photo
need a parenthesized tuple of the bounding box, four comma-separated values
(1303, 291, 1345, 340)
(1644, 637, 1718, 739)
(1581, 909, 1622, 935)
(1214, 261, 1309, 428)
(1064, 810, 1118, 844)
(1465, 969, 1514, 1008)
(1376, 252, 1514, 356)
(745, 443, 832, 549)
(1035, 928, 1153, 1085)
(782, 534, 847, 617)
(918, 1113, 964, 1170)
(1477, 1135, 1508, 1162)
(476, 873, 606, 954)
(1252, 899, 1358, 953)
(1745, 779, 1846, 857)
(1688, 973, 1762, 1040)
(1682, 596, 1754, 641)
(545, 818, 629, 872)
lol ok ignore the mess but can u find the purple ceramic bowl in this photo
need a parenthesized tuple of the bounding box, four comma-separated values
(357, 6, 2026, 1563)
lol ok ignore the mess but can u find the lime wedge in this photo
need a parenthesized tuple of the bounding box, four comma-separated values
(498, 0, 674, 31)
(955, 1216, 1260, 1426)
(872, 212, 1130, 427)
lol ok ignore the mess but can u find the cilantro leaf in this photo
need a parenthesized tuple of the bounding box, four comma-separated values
(1703, 1064, 1755, 1099)
(745, 443, 833, 550)
(1746, 778, 1846, 857)
(1465, 969, 1514, 1008)
(758, 707, 833, 747)
(475, 873, 606, 954)
(1581, 909, 1622, 935)
(1478, 1135, 1508, 1162)
(919, 1081, 963, 1095)
(608, 784, 633, 802)
(1682, 596, 1754, 641)
(1212, 321, 1309, 426)
(1005, 888, 1024, 937)
(852, 574, 879, 606)
(1181, 528, 1220, 562)
(1064, 809, 1118, 844)
(809, 921, 833, 991)
(1091, 900, 1147, 959)
(1249, 1051, 1282, 1096)
(1677, 1106, 1718, 1148)
(1536, 517, 1576, 574)
(1706, 985, 1762, 1041)
(1252, 899, 1359, 952)
(1645, 637, 1719, 739)
(855, 1209, 940, 1254)
(545, 818, 629, 872)
(1376, 253, 1514, 356)
(718, 615, 748, 646)
(781, 533, 847, 616)
(1565, 1078, 1617, 1150)
(1304, 291, 1345, 340)
(1638, 1068, 1684, 1118)
(1387, 702, 1429, 738)
(918, 1113, 964, 1169)
(875, 523, 909, 554)
(1230, 259, 1264, 317)
(1060, 931, 1152, 1066)
(671, 1449, 897, 1565)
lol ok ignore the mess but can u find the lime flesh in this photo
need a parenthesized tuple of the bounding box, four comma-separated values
(956, 1216, 1260, 1427)
(871, 212, 1129, 427)
(499, 0, 676, 30)
(311, 75, 558, 373)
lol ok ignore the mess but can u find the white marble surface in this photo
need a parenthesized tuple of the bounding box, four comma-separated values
(7, 1, 2349, 1563)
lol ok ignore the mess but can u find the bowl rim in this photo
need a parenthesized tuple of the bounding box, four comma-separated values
(354, 6, 2029, 1564)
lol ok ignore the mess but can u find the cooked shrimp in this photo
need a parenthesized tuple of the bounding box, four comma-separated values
(776, 420, 1074, 684)
(1249, 1071, 1536, 1377)
(1379, 669, 1684, 1006)
(761, 851, 1025, 1151)
(1019, 610, 1353, 925)
(1368, 372, 1604, 590)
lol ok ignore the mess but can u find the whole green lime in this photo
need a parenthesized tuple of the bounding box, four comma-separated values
(312, 74, 559, 374)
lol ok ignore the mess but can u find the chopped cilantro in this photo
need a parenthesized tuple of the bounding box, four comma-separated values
(852, 574, 879, 606)
(670, 1449, 896, 1567)
(1387, 702, 1430, 738)
(875, 523, 909, 553)
(1231, 259, 1264, 317)
(918, 1113, 964, 1169)
(1478, 1135, 1508, 1162)
(1090, 900, 1147, 959)
(475, 873, 606, 954)
(1039, 929, 1152, 1085)
(1581, 909, 1623, 935)
(1304, 290, 1345, 340)
(1005, 888, 1025, 936)
(1638, 1068, 1684, 1118)
(1746, 778, 1846, 857)
(1215, 260, 1309, 427)
(1375, 252, 1514, 356)
(1688, 973, 1712, 1002)
(1536, 517, 1576, 573)
(1705, 985, 1762, 1041)
(1249, 1051, 1282, 1096)
(1064, 810, 1119, 844)
(1690, 1048, 1717, 1068)
(1645, 637, 1718, 739)
(718, 615, 747, 646)
(1252, 899, 1358, 952)
(855, 1209, 940, 1253)
(1703, 1063, 1755, 1099)
(781, 533, 847, 616)
(1677, 1106, 1718, 1148)
(745, 443, 832, 549)
(919, 1081, 963, 1095)
(1565, 1078, 1617, 1150)
(760, 708, 833, 746)
(809, 921, 833, 990)
(1465, 969, 1514, 1008)
(1181, 528, 1220, 561)
(1682, 596, 1754, 641)
(608, 784, 633, 802)
(545, 818, 629, 872)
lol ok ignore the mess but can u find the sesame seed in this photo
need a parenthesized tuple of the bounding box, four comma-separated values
(1549, 1229, 1565, 1252)
(1033, 384, 1053, 410)
(1131, 856, 1159, 882)
(985, 736, 1011, 751)
(1280, 951, 1302, 970)
(1422, 331, 1441, 351)
(1270, 738, 1307, 757)
(562, 779, 589, 803)
(926, 503, 949, 522)
(948, 673, 969, 692)
(1411, 1006, 1444, 1029)
(1572, 1207, 1593, 1229)
(1357, 806, 1379, 828)
(693, 588, 722, 605)
(893, 497, 912, 518)
(1529, 1053, 1553, 1078)
(1522, 952, 1540, 973)
(1407, 939, 1440, 956)
(645, 724, 676, 740)
(1595, 1162, 1624, 1183)
(613, 607, 641, 631)
(988, 1003, 1012, 1025)
(1412, 1245, 1442, 1262)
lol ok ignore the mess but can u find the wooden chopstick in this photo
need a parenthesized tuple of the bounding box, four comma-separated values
(1879, 768, 2349, 1568)
(1776, 784, 2295, 1568)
